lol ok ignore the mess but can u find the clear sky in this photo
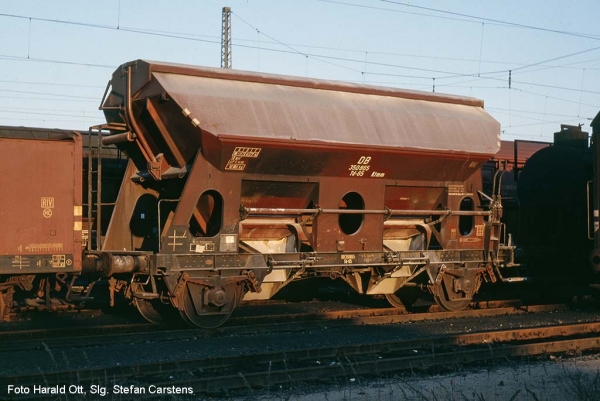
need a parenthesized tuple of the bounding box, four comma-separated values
(1, 0, 599, 142)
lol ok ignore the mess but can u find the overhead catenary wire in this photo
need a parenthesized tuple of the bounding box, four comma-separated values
(320, 0, 600, 40)
(229, 10, 597, 136)
(0, 79, 104, 89)
(1, 106, 100, 114)
(0, 5, 597, 135)
(0, 95, 98, 103)
(3, 10, 599, 83)
(0, 54, 114, 69)
(0, 116, 97, 124)
(232, 12, 361, 74)
(510, 87, 600, 109)
(0, 108, 100, 119)
(488, 106, 588, 121)
(1, 10, 598, 94)
(0, 88, 97, 100)
(376, 0, 600, 41)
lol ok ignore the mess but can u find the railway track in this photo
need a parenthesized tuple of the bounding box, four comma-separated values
(3, 320, 600, 399)
(0, 299, 574, 352)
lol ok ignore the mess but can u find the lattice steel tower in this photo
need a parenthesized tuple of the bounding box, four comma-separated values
(221, 7, 232, 68)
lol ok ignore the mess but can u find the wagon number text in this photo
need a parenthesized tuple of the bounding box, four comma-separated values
(348, 156, 384, 178)
(349, 156, 371, 177)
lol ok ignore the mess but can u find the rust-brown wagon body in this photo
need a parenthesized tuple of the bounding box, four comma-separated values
(86, 60, 512, 327)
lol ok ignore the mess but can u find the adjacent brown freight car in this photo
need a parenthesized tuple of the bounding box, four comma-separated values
(0, 126, 127, 318)
(85, 60, 516, 328)
(0, 130, 82, 317)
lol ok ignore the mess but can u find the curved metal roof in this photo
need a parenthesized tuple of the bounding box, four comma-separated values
(103, 60, 501, 176)
(151, 69, 500, 156)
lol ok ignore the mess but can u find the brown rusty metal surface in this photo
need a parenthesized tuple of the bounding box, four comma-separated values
(103, 60, 500, 181)
(97, 61, 507, 261)
(151, 69, 498, 151)
(0, 134, 82, 273)
(144, 60, 485, 106)
(101, 160, 159, 252)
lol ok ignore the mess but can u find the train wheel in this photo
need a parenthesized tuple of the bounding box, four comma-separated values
(131, 284, 183, 325)
(177, 282, 238, 329)
(385, 288, 420, 309)
(432, 271, 477, 312)
(131, 283, 163, 324)
(433, 292, 471, 312)
(178, 308, 196, 327)
(134, 298, 163, 324)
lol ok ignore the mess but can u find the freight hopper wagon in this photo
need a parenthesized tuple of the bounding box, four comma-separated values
(93, 60, 514, 328)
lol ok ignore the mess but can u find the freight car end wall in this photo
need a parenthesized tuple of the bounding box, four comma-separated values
(0, 133, 82, 274)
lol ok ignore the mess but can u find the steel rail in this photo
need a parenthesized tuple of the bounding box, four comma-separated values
(190, 332, 600, 394)
(0, 301, 571, 353)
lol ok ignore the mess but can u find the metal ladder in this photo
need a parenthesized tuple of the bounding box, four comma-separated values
(86, 124, 126, 251)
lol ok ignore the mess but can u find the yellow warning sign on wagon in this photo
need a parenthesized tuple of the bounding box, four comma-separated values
(225, 147, 262, 171)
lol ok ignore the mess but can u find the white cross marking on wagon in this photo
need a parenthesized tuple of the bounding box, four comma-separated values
(168, 230, 188, 252)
